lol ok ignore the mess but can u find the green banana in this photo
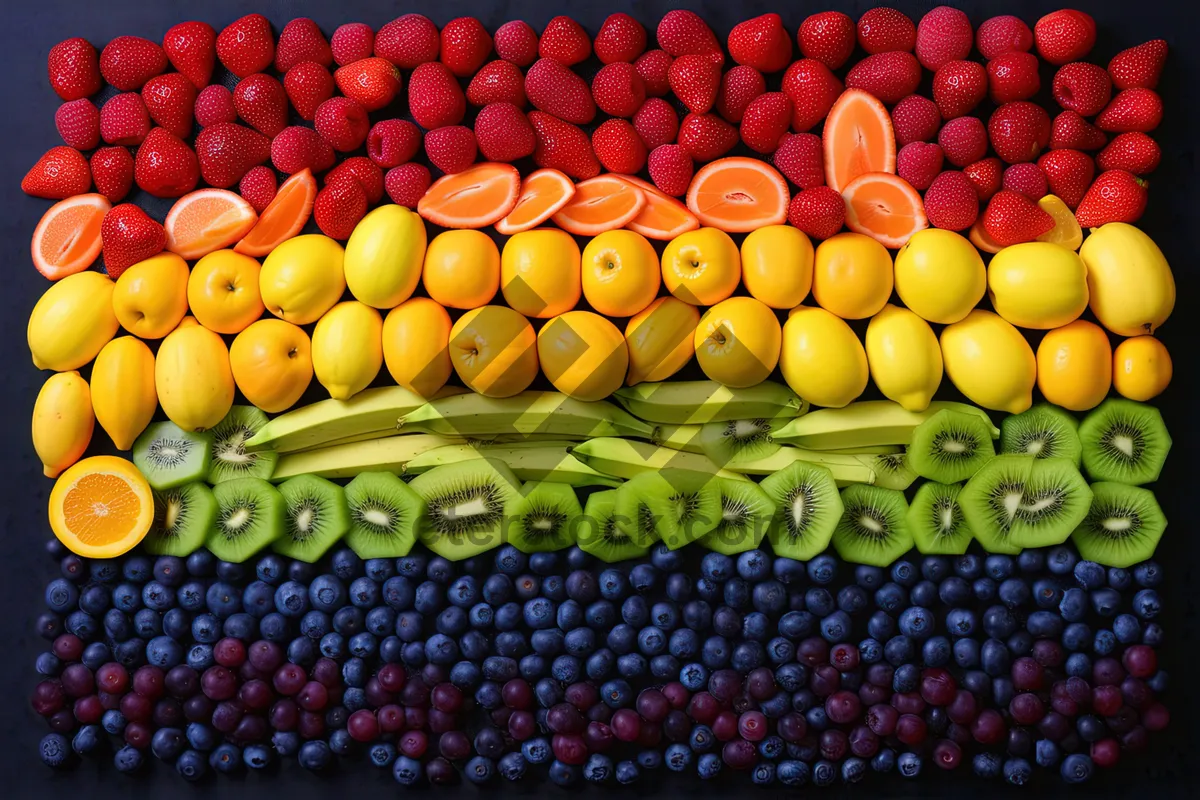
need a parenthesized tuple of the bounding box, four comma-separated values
(570, 438, 749, 482)
(613, 380, 807, 425)
(820, 445, 904, 455)
(725, 446, 877, 484)
(773, 400, 999, 450)
(404, 442, 621, 488)
(272, 434, 464, 480)
(398, 391, 653, 439)
(650, 424, 706, 454)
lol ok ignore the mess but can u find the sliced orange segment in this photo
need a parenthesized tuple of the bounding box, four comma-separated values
(495, 168, 576, 235)
(165, 189, 259, 260)
(234, 169, 317, 257)
(31, 193, 111, 280)
(969, 220, 1005, 254)
(48, 455, 153, 558)
(685, 157, 789, 233)
(842, 172, 928, 249)
(824, 89, 897, 193)
(418, 162, 521, 229)
(552, 175, 646, 236)
(622, 176, 701, 240)
(1035, 195, 1083, 251)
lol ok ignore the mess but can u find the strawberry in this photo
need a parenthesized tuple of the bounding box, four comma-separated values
(717, 65, 766, 124)
(963, 157, 1003, 201)
(798, 11, 856, 71)
(22, 146, 90, 199)
(1037, 148, 1095, 209)
(1050, 110, 1107, 151)
(47, 38, 101, 101)
(407, 62, 466, 129)
(367, 119, 421, 168)
(657, 10, 723, 62)
(668, 54, 721, 114)
(915, 6, 973, 71)
(234, 74, 288, 137)
(647, 144, 693, 196)
(773, 133, 825, 189)
(1034, 10, 1096, 65)
(195, 122, 271, 187)
(982, 190, 1055, 245)
(100, 204, 165, 277)
(932, 60, 987, 119)
(284, 62, 335, 121)
(55, 99, 100, 150)
(856, 7, 916, 54)
(1001, 163, 1048, 201)
(592, 119, 647, 174)
(525, 58, 596, 124)
(781, 59, 843, 132)
(987, 51, 1041, 104)
(134, 127, 199, 197)
(195, 85, 237, 128)
(332, 23, 375, 66)
(938, 116, 988, 167)
(677, 112, 738, 162)
(275, 18, 332, 73)
(474, 102, 535, 162)
(494, 21, 538, 67)
(315, 97, 369, 152)
(976, 15, 1033, 60)
(727, 13, 791, 73)
(592, 62, 646, 118)
(217, 14, 275, 78)
(271, 125, 335, 175)
(1052, 62, 1112, 117)
(845, 51, 922, 105)
(1096, 88, 1163, 133)
(314, 179, 367, 240)
(100, 93, 151, 146)
(924, 170, 980, 230)
(891, 95, 941, 145)
(335, 57, 402, 112)
(740, 92, 792, 154)
(988, 101, 1051, 164)
(467, 60, 526, 107)
(440, 17, 492, 77)
(100, 36, 167, 91)
(239, 166, 277, 213)
(90, 146, 134, 203)
(385, 163, 432, 208)
(896, 141, 944, 190)
(633, 98, 679, 149)
(539, 16, 591, 66)
(162, 21, 215, 89)
(325, 157, 384, 204)
(528, 111, 601, 179)
(1096, 132, 1161, 175)
(1108, 39, 1168, 90)
(375, 15, 437, 69)
(595, 13, 646, 64)
(1076, 170, 1148, 227)
(635, 50, 673, 97)
(787, 186, 844, 240)
(141, 74, 196, 139)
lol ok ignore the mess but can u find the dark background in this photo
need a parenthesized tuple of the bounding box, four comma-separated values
(1, 0, 1197, 796)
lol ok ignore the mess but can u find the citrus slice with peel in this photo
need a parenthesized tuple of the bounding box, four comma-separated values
(49, 455, 153, 558)
(622, 176, 701, 240)
(495, 168, 575, 234)
(969, 220, 1005, 254)
(234, 169, 317, 257)
(552, 175, 646, 236)
(165, 189, 259, 260)
(418, 163, 521, 229)
(824, 89, 897, 193)
(31, 194, 111, 280)
(685, 157, 790, 233)
(842, 172, 928, 248)
(1035, 195, 1084, 251)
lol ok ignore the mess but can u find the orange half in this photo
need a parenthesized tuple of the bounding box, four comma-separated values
(48, 456, 153, 558)
(418, 163, 521, 229)
(842, 172, 928, 249)
(495, 168, 576, 234)
(31, 193, 111, 280)
(165, 189, 259, 260)
(622, 176, 701, 240)
(824, 89, 897, 193)
(552, 175, 646, 236)
(685, 157, 789, 233)
(234, 169, 317, 257)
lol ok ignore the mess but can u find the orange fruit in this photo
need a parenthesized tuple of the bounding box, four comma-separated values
(685, 157, 790, 233)
(552, 175, 646, 236)
(234, 169, 317, 258)
(495, 168, 576, 235)
(500, 229, 582, 318)
(581, 229, 661, 318)
(1036, 319, 1113, 411)
(48, 455, 153, 558)
(422, 230, 500, 309)
(841, 172, 928, 249)
(449, 305, 539, 397)
(164, 189, 259, 260)
(418, 162, 521, 229)
(1113, 335, 1172, 402)
(622, 175, 701, 240)
(31, 193, 111, 280)
(823, 89, 896, 193)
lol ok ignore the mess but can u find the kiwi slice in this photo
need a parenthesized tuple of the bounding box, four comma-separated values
(343, 472, 423, 559)
(1079, 399, 1172, 485)
(959, 455, 1093, 553)
(1071, 482, 1167, 568)
(907, 482, 973, 555)
(908, 410, 995, 484)
(831, 485, 914, 567)
(509, 481, 583, 554)
(867, 451, 919, 491)
(208, 406, 278, 483)
(143, 483, 218, 556)
(759, 462, 842, 560)
(133, 422, 213, 490)
(205, 477, 286, 562)
(697, 478, 776, 555)
(615, 469, 721, 550)
(697, 419, 782, 468)
(578, 490, 649, 562)
(410, 458, 522, 560)
(1001, 404, 1082, 466)
(274, 475, 351, 562)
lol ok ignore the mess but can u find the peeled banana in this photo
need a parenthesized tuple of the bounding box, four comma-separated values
(399, 392, 652, 439)
(404, 442, 621, 488)
(271, 434, 464, 480)
(570, 438, 748, 482)
(773, 400, 999, 450)
(613, 380, 807, 425)
(724, 447, 877, 485)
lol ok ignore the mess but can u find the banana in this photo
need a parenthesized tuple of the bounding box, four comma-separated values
(272, 434, 463, 480)
(821, 445, 904, 455)
(398, 391, 652, 439)
(650, 424, 706, 454)
(570, 438, 749, 482)
(773, 400, 999, 450)
(725, 446, 877, 484)
(404, 442, 621, 488)
(612, 380, 807, 424)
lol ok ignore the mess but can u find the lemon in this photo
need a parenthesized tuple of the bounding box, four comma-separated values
(1080, 222, 1175, 336)
(780, 306, 868, 408)
(155, 320, 235, 431)
(812, 232, 893, 319)
(311, 301, 384, 400)
(260, 234, 346, 325)
(28, 270, 118, 371)
(661, 227, 740, 306)
(1036, 195, 1083, 251)
(1113, 336, 1172, 402)
(32, 371, 93, 478)
(865, 304, 943, 412)
(894, 229, 986, 324)
(988, 242, 1089, 330)
(344, 205, 426, 308)
(90, 337, 156, 450)
(500, 229, 581, 318)
(740, 225, 813, 309)
(1036, 320, 1112, 411)
(694, 297, 782, 388)
(581, 230, 661, 317)
(112, 253, 190, 339)
(940, 310, 1035, 414)
(624, 297, 701, 385)
(383, 298, 453, 397)
(538, 311, 629, 401)
(422, 229, 499, 310)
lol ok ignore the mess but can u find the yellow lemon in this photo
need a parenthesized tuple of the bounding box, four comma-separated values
(155, 321, 235, 431)
(423, 230, 499, 309)
(780, 306, 868, 408)
(812, 232, 893, 319)
(624, 297, 701, 386)
(449, 305, 538, 397)
(111, 252, 190, 339)
(1113, 336, 1172, 402)
(260, 234, 346, 324)
(538, 311, 629, 401)
(661, 227, 740, 306)
(28, 270, 118, 371)
(1036, 195, 1083, 251)
(187, 249, 265, 334)
(894, 228, 986, 324)
(311, 301, 384, 400)
(32, 371, 93, 478)
(344, 204, 426, 308)
(1036, 320, 1112, 411)
(940, 310, 1036, 414)
(90, 336, 156, 450)
(740, 225, 813, 309)
(865, 304, 943, 412)
(229, 319, 313, 413)
(694, 297, 781, 388)
(1080, 222, 1175, 336)
(500, 229, 581, 318)
(988, 242, 1089, 329)
(383, 298, 453, 398)
(581, 229, 660, 317)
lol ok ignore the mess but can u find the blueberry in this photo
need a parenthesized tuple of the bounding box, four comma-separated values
(1035, 738, 1060, 767)
(889, 559, 916, 587)
(522, 736, 552, 764)
(530, 628, 562, 656)
(541, 575, 566, 602)
(1134, 560, 1162, 587)
(663, 742, 692, 772)
(723, 576, 750, 609)
(684, 600, 713, 632)
(778, 759, 811, 785)
(186, 722, 217, 751)
(622, 595, 649, 627)
(983, 555, 1014, 580)
(79, 584, 111, 615)
(743, 611, 770, 641)
(954, 637, 981, 669)
(587, 599, 617, 628)
(186, 643, 214, 670)
(494, 750, 525, 781)
(529, 552, 560, 576)
(981, 638, 1011, 676)
(909, 579, 938, 607)
(298, 740, 334, 772)
(328, 728, 355, 756)
(390, 754, 423, 786)
(243, 744, 271, 770)
(366, 606, 395, 636)
(871, 748, 896, 773)
(922, 635, 951, 667)
(897, 752, 922, 778)
(72, 724, 102, 756)
(695, 576, 721, 603)
(82, 642, 110, 670)
(617, 652, 647, 678)
(1065, 652, 1092, 677)
(549, 759, 580, 786)
(39, 733, 71, 768)
(45, 578, 78, 613)
(1090, 587, 1122, 617)
(151, 727, 186, 761)
(812, 760, 836, 786)
(836, 584, 869, 614)
(663, 572, 692, 603)
(114, 745, 143, 773)
(332, 605, 364, 636)
(780, 610, 816, 640)
(437, 606, 468, 637)
(176, 581, 206, 612)
(1027, 609, 1064, 638)
(1093, 629, 1117, 655)
(204, 582, 239, 617)
(1060, 753, 1094, 784)
(767, 636, 795, 665)
(147, 635, 184, 668)
(701, 636, 730, 669)
(349, 577, 381, 608)
(123, 555, 154, 582)
(597, 569, 628, 600)
(1000, 578, 1033, 608)
(696, 752, 721, 780)
(637, 626, 666, 656)
(820, 610, 852, 643)
(566, 546, 591, 571)
(253, 553, 285, 584)
(805, 587, 835, 617)
(884, 635, 915, 666)
(1045, 545, 1077, 576)
(492, 545, 525, 576)
(308, 575, 346, 613)
(898, 606, 933, 639)
(874, 583, 905, 613)
(1133, 589, 1160, 619)
(215, 561, 244, 582)
(1113, 613, 1142, 644)
(134, 608, 162, 639)
(89, 559, 119, 583)
(112, 583, 141, 612)
(1143, 622, 1164, 646)
(649, 600, 679, 631)
(153, 556, 185, 587)
(866, 610, 895, 641)
(731, 640, 765, 672)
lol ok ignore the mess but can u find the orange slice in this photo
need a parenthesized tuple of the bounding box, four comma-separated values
(234, 169, 317, 257)
(622, 176, 701, 240)
(685, 157, 790, 233)
(48, 455, 153, 558)
(552, 175, 646, 236)
(969, 220, 1005, 254)
(31, 193, 111, 280)
(418, 162, 521, 229)
(165, 189, 259, 260)
(824, 89, 897, 193)
(495, 168, 576, 234)
(842, 172, 928, 249)
(1035, 195, 1083, 251)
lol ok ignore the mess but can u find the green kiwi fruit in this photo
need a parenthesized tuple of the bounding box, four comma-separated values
(908, 410, 995, 484)
(615, 469, 722, 550)
(1079, 398, 1172, 485)
(697, 478, 776, 555)
(578, 490, 649, 563)
(697, 419, 782, 468)
(867, 451, 919, 491)
(1071, 482, 1167, 568)
(142, 482, 218, 556)
(343, 472, 423, 559)
(958, 455, 1092, 553)
(133, 422, 213, 490)
(831, 484, 914, 567)
(208, 406, 279, 483)
(205, 477, 286, 562)
(907, 482, 973, 555)
(1000, 404, 1082, 466)
(759, 462, 842, 560)
(509, 481, 583, 553)
(409, 458, 523, 560)
(274, 475, 351, 562)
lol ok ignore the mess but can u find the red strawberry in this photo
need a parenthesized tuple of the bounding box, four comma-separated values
(474, 102, 536, 162)
(161, 21, 215, 90)
(963, 157, 1003, 201)
(325, 157, 384, 204)
(1052, 62, 1112, 117)
(781, 59, 843, 132)
(1037, 148, 1095, 209)
(335, 57, 402, 112)
(788, 186, 844, 240)
(90, 146, 134, 203)
(657, 10, 723, 62)
(234, 74, 288, 137)
(100, 36, 167, 91)
(539, 16, 591, 66)
(195, 122, 271, 187)
(989, 101, 1051, 164)
(313, 179, 367, 240)
(239, 166, 277, 213)
(47, 38, 102, 101)
(1096, 132, 1161, 175)
(367, 119, 421, 168)
(141, 74, 196, 139)
(896, 141, 944, 190)
(976, 15, 1033, 60)
(1076, 170, 1149, 227)
(595, 13, 646, 64)
(798, 11, 855, 71)
(55, 99, 100, 150)
(717, 66, 766, 124)
(385, 164, 432, 208)
(275, 18, 332, 73)
(525, 58, 596, 124)
(892, 95, 941, 145)
(635, 50, 674, 97)
(100, 94, 151, 146)
(284, 62, 335, 121)
(1002, 163, 1048, 201)
(467, 60, 526, 107)
(528, 111, 600, 179)
(915, 6, 973, 71)
(22, 146, 91, 199)
(668, 54, 721, 114)
(592, 119, 647, 174)
(728, 13, 791, 73)
(134, 127, 199, 197)
(1108, 39, 1168, 90)
(592, 62, 646, 118)
(217, 15, 275, 78)
(1035, 10, 1096, 65)
(982, 190, 1055, 245)
(441, 17, 492, 77)
(677, 112, 738, 162)
(314, 97, 369, 152)
(987, 51, 1041, 104)
(938, 116, 988, 167)
(647, 144, 693, 196)
(375, 15, 437, 69)
(195, 85, 236, 128)
(100, 204, 165, 277)
(845, 52, 921, 105)
(1096, 89, 1163, 133)
(924, 170, 980, 230)
(856, 7, 916, 54)
(332, 23, 375, 67)
(774, 133, 825, 189)
(740, 92, 792, 154)
(1050, 110, 1107, 151)
(494, 21, 538, 67)
(633, 98, 679, 149)
(932, 60, 987, 119)
(271, 125, 335, 175)
(407, 63, 466, 129)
